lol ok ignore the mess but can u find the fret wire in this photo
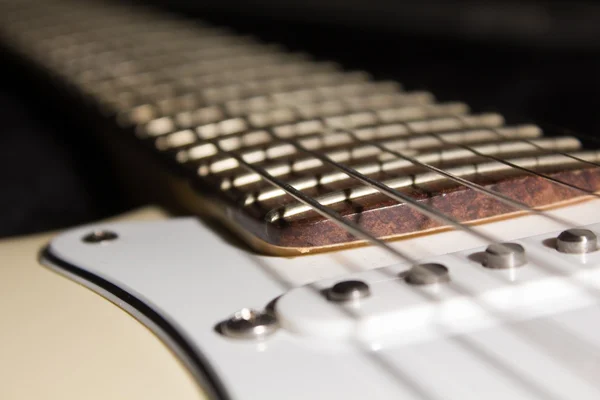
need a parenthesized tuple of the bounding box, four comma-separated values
(213, 115, 554, 255)
(183, 112, 500, 177)
(240, 134, 569, 199)
(204, 126, 499, 177)
(177, 113, 499, 163)
(138, 79, 397, 132)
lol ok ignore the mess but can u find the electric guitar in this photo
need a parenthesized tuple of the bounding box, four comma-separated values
(2, 0, 600, 399)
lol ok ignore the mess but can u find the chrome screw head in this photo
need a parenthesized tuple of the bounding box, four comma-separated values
(484, 242, 526, 269)
(405, 263, 450, 285)
(327, 280, 371, 302)
(82, 230, 118, 243)
(557, 229, 598, 254)
(220, 308, 278, 340)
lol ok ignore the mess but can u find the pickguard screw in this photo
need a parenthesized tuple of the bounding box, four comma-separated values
(327, 280, 371, 302)
(82, 230, 118, 244)
(219, 308, 278, 340)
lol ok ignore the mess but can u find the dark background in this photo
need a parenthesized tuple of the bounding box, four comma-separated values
(2, 0, 600, 238)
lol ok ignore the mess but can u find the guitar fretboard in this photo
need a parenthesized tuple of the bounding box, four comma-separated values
(2, 0, 600, 254)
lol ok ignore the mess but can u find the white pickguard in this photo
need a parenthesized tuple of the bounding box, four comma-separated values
(43, 199, 600, 399)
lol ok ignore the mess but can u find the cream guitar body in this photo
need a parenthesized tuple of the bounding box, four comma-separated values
(0, 207, 206, 400)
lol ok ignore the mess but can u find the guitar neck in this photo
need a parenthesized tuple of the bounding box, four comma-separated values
(2, 0, 599, 255)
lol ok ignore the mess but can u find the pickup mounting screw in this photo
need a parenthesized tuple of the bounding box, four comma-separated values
(327, 280, 371, 302)
(557, 229, 598, 254)
(405, 263, 450, 285)
(82, 230, 118, 244)
(484, 243, 526, 269)
(219, 308, 278, 340)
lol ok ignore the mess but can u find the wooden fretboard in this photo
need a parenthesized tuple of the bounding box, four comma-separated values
(2, 0, 600, 254)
